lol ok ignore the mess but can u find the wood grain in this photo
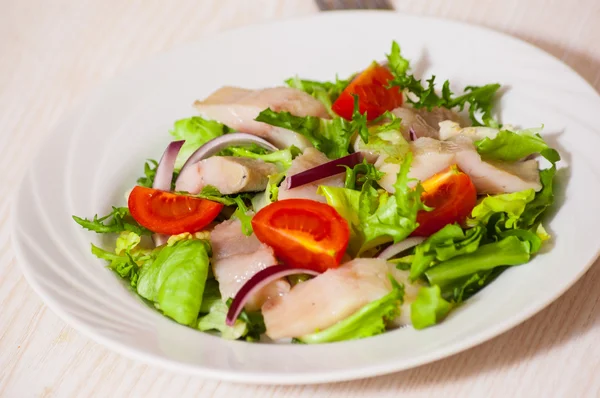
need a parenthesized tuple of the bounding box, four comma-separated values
(1, 0, 599, 397)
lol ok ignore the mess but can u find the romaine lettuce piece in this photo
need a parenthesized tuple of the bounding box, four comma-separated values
(425, 236, 531, 290)
(410, 224, 484, 281)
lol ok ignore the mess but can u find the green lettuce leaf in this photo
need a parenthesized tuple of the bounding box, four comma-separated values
(73, 207, 150, 235)
(136, 159, 158, 188)
(232, 196, 253, 236)
(319, 153, 424, 254)
(451, 267, 506, 303)
(520, 165, 557, 228)
(343, 159, 385, 190)
(298, 277, 404, 343)
(137, 239, 211, 326)
(474, 128, 560, 163)
(386, 41, 501, 127)
(197, 280, 248, 340)
(425, 236, 531, 290)
(356, 113, 410, 164)
(227, 146, 301, 170)
(255, 96, 367, 159)
(470, 189, 536, 229)
(90, 231, 156, 287)
(285, 75, 352, 117)
(251, 172, 286, 213)
(317, 185, 363, 256)
(170, 116, 230, 169)
(359, 152, 425, 251)
(410, 224, 485, 281)
(410, 285, 452, 329)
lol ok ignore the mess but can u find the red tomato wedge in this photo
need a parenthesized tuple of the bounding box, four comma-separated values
(412, 165, 477, 237)
(128, 186, 224, 235)
(332, 63, 403, 121)
(251, 199, 350, 273)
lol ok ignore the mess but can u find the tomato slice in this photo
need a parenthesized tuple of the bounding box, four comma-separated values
(251, 199, 350, 273)
(128, 186, 224, 235)
(412, 165, 477, 237)
(332, 63, 403, 121)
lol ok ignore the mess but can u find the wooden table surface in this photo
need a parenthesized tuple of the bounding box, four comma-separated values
(2, 0, 600, 397)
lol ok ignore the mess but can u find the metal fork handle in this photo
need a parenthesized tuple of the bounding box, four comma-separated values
(315, 0, 395, 11)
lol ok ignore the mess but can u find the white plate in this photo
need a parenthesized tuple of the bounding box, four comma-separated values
(11, 11, 600, 384)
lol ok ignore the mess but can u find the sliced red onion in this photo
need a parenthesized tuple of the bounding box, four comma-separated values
(377, 237, 426, 260)
(287, 152, 365, 189)
(177, 133, 278, 180)
(226, 264, 320, 326)
(153, 140, 184, 191)
(150, 140, 184, 246)
(409, 127, 417, 141)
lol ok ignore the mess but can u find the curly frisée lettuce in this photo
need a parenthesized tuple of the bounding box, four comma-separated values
(73, 207, 150, 236)
(386, 41, 501, 127)
(255, 96, 369, 159)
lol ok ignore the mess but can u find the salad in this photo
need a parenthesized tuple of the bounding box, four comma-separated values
(73, 41, 559, 343)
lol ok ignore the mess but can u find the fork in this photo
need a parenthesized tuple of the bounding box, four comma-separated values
(315, 0, 395, 11)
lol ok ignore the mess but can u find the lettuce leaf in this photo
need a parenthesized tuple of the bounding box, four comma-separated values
(519, 165, 557, 228)
(231, 196, 253, 236)
(424, 236, 531, 290)
(227, 146, 301, 170)
(470, 189, 536, 229)
(170, 116, 230, 169)
(356, 113, 410, 164)
(255, 95, 368, 159)
(343, 159, 385, 190)
(298, 277, 404, 343)
(474, 128, 560, 163)
(410, 285, 452, 329)
(197, 280, 248, 340)
(359, 152, 425, 251)
(409, 224, 484, 281)
(90, 231, 156, 287)
(136, 159, 158, 188)
(136, 239, 211, 326)
(73, 207, 150, 236)
(317, 185, 363, 256)
(319, 153, 424, 254)
(386, 41, 501, 127)
(251, 172, 286, 213)
(285, 75, 352, 117)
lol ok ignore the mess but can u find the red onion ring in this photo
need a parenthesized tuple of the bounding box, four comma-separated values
(226, 264, 320, 326)
(176, 133, 278, 182)
(286, 152, 365, 189)
(377, 237, 425, 260)
(150, 140, 184, 246)
(153, 140, 184, 191)
(409, 127, 417, 141)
